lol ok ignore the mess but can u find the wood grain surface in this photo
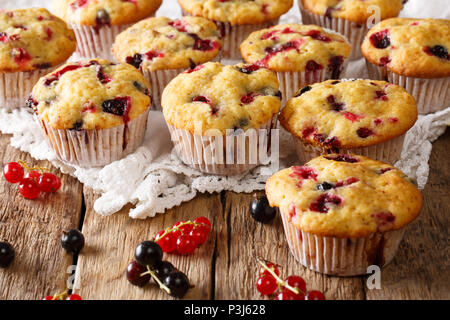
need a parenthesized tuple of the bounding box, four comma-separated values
(0, 129, 449, 300)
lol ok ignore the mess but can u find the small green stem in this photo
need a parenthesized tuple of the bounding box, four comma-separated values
(141, 266, 171, 295)
(257, 259, 301, 295)
(154, 221, 200, 241)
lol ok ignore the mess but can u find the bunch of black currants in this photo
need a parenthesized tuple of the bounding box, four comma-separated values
(126, 240, 190, 298)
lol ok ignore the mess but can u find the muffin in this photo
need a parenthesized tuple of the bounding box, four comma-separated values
(280, 79, 418, 165)
(52, 0, 162, 60)
(161, 62, 281, 175)
(178, 0, 293, 59)
(266, 154, 422, 276)
(299, 0, 404, 60)
(0, 8, 76, 110)
(27, 59, 152, 167)
(362, 18, 450, 114)
(113, 16, 223, 110)
(240, 23, 351, 103)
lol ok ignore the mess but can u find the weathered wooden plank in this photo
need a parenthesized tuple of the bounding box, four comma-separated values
(365, 128, 450, 300)
(214, 191, 365, 300)
(0, 134, 83, 300)
(74, 187, 221, 300)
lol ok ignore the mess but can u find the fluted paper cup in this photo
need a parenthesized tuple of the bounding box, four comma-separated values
(366, 62, 450, 114)
(294, 133, 405, 165)
(0, 67, 56, 111)
(166, 118, 277, 175)
(280, 207, 406, 276)
(72, 23, 134, 61)
(299, 4, 368, 60)
(37, 108, 149, 167)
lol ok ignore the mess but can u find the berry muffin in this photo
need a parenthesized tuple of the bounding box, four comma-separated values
(113, 16, 223, 110)
(28, 59, 152, 167)
(178, 0, 293, 59)
(280, 79, 417, 165)
(362, 18, 450, 114)
(0, 8, 76, 110)
(299, 0, 404, 60)
(240, 24, 351, 103)
(52, 0, 162, 60)
(266, 154, 422, 276)
(161, 62, 281, 175)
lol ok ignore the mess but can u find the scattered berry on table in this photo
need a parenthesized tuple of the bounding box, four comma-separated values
(154, 217, 211, 255)
(163, 271, 190, 298)
(38, 172, 62, 193)
(61, 229, 85, 254)
(18, 178, 40, 199)
(135, 241, 163, 267)
(256, 275, 278, 296)
(66, 294, 82, 300)
(0, 241, 15, 268)
(126, 261, 150, 287)
(250, 195, 277, 223)
(306, 290, 326, 300)
(154, 261, 175, 281)
(3, 162, 24, 183)
(259, 262, 280, 277)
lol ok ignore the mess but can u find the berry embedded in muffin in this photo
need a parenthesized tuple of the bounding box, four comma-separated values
(29, 59, 152, 131)
(361, 18, 450, 78)
(113, 16, 223, 72)
(280, 79, 417, 151)
(240, 24, 351, 75)
(0, 8, 76, 72)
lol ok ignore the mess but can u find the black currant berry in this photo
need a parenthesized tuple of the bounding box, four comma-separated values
(154, 261, 174, 280)
(126, 261, 150, 287)
(164, 272, 190, 298)
(317, 182, 334, 191)
(249, 195, 277, 224)
(61, 229, 85, 254)
(135, 241, 163, 268)
(0, 241, 15, 268)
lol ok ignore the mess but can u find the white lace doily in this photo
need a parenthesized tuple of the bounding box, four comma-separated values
(1, 0, 449, 219)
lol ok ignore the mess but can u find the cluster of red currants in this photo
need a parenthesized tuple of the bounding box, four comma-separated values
(3, 161, 61, 199)
(256, 260, 326, 300)
(43, 293, 82, 300)
(154, 217, 211, 255)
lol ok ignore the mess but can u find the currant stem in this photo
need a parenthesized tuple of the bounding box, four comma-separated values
(51, 288, 69, 300)
(257, 259, 301, 295)
(18, 160, 49, 173)
(141, 265, 171, 295)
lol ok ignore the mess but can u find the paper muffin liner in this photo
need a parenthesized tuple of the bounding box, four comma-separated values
(71, 23, 134, 61)
(299, 4, 368, 60)
(141, 54, 221, 111)
(294, 133, 405, 165)
(366, 62, 450, 114)
(277, 57, 349, 103)
(166, 117, 277, 175)
(0, 67, 56, 111)
(280, 208, 406, 276)
(37, 108, 149, 167)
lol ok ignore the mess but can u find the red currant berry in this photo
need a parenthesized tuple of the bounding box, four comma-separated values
(176, 234, 197, 255)
(285, 275, 307, 297)
(306, 290, 326, 300)
(256, 275, 277, 296)
(24, 170, 41, 181)
(3, 162, 24, 183)
(259, 262, 280, 277)
(38, 172, 61, 193)
(43, 296, 53, 300)
(18, 178, 40, 199)
(193, 217, 211, 229)
(178, 223, 194, 235)
(155, 230, 177, 253)
(66, 294, 82, 300)
(189, 225, 209, 245)
(276, 289, 299, 300)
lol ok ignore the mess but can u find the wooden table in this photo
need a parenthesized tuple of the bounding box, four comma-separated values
(0, 129, 449, 300)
